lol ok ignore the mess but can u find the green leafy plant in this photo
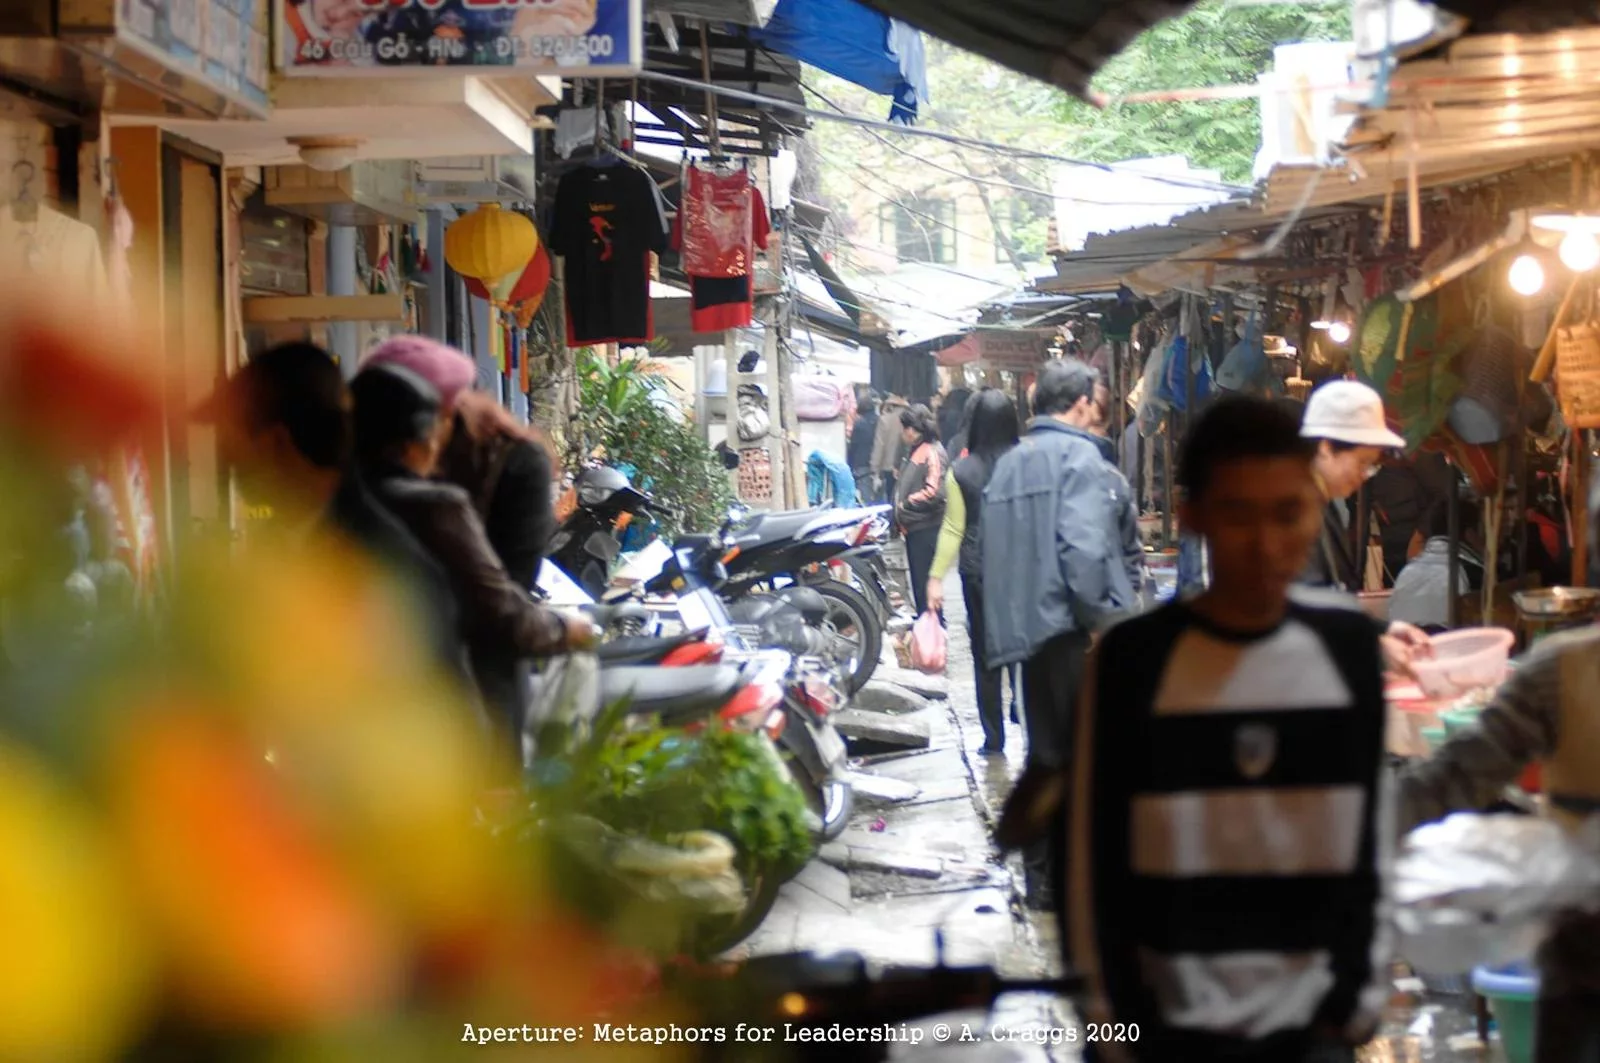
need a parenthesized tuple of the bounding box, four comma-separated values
(564, 352, 732, 537)
(583, 725, 813, 877)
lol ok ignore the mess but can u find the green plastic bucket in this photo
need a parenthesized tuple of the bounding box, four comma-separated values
(1473, 964, 1539, 1063)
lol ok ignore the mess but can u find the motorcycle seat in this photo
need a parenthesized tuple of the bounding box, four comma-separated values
(731, 509, 822, 545)
(595, 631, 700, 665)
(600, 664, 745, 722)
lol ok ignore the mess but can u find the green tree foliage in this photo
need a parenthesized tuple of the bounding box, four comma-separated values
(804, 0, 1352, 251)
(564, 353, 732, 536)
(1059, 0, 1351, 182)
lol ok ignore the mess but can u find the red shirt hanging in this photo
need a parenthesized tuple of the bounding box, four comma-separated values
(680, 164, 757, 278)
(674, 178, 771, 333)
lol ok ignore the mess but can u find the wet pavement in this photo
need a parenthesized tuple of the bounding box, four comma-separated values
(744, 560, 1506, 1061)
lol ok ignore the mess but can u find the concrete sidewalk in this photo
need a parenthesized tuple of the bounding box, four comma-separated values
(744, 572, 1078, 1061)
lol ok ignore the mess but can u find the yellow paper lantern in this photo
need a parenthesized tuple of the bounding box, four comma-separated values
(443, 203, 537, 286)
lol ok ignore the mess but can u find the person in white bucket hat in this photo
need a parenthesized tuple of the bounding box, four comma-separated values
(1298, 379, 1431, 674)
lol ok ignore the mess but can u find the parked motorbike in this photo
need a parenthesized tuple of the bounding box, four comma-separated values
(715, 506, 890, 694)
(547, 465, 661, 601)
(548, 468, 885, 692)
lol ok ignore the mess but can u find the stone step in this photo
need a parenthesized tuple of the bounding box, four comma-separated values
(852, 680, 931, 715)
(819, 843, 944, 880)
(833, 708, 931, 752)
(842, 771, 921, 805)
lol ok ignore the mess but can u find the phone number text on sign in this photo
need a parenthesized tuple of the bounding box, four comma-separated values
(495, 34, 616, 58)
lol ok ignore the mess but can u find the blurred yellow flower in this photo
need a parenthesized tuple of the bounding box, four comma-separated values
(0, 742, 153, 1061)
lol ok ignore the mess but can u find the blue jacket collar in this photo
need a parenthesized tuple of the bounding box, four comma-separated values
(1028, 416, 1105, 451)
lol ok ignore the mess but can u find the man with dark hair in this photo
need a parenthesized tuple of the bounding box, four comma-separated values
(196, 342, 467, 685)
(983, 358, 1137, 909)
(1070, 395, 1393, 1063)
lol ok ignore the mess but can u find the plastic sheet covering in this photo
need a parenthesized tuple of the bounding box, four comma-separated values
(1394, 813, 1600, 975)
(681, 165, 753, 279)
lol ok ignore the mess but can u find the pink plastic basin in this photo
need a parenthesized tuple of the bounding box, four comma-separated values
(1411, 627, 1514, 699)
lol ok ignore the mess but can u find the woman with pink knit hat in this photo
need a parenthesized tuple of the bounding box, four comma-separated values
(361, 336, 560, 736)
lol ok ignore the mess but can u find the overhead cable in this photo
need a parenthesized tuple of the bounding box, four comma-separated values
(630, 69, 1248, 195)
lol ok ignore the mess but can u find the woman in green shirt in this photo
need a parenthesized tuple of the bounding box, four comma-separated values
(926, 389, 1020, 755)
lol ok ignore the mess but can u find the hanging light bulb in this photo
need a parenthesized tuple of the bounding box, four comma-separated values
(1327, 321, 1352, 345)
(1509, 252, 1546, 296)
(1561, 230, 1600, 272)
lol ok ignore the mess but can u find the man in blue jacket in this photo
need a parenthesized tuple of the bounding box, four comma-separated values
(983, 358, 1137, 908)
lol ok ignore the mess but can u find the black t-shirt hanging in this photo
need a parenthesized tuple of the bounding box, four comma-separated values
(547, 163, 668, 346)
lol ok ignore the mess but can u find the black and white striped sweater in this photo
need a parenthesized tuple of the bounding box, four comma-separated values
(1069, 595, 1394, 1061)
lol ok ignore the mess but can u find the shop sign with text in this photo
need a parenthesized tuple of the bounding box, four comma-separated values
(277, 0, 642, 75)
(976, 328, 1053, 372)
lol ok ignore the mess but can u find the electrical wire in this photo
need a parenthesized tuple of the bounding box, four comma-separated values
(799, 76, 1243, 211)
(630, 69, 1248, 195)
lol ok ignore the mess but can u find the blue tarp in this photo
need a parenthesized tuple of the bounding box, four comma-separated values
(751, 0, 927, 123)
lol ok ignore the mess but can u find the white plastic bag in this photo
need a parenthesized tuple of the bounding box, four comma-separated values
(522, 650, 601, 767)
(1394, 813, 1600, 974)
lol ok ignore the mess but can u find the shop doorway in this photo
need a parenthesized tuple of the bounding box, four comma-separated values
(160, 140, 226, 549)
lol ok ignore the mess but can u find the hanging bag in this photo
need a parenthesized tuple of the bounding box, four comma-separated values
(909, 610, 947, 674)
(1214, 311, 1266, 393)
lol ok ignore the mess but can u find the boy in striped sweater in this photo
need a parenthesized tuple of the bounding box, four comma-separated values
(1069, 396, 1394, 1062)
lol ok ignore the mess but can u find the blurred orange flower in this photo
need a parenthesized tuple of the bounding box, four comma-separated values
(109, 709, 402, 1030)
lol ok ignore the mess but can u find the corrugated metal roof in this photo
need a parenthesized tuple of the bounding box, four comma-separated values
(1036, 196, 1356, 294)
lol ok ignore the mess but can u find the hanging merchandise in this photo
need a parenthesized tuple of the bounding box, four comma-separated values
(681, 163, 755, 277)
(1385, 292, 1469, 452)
(464, 243, 553, 328)
(1, 192, 109, 297)
(1448, 306, 1525, 445)
(1554, 320, 1600, 429)
(444, 203, 537, 288)
(1213, 311, 1267, 394)
(674, 165, 772, 333)
(548, 160, 668, 346)
(1353, 294, 1407, 393)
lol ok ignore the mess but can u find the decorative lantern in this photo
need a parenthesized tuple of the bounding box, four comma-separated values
(465, 243, 552, 328)
(443, 203, 537, 287)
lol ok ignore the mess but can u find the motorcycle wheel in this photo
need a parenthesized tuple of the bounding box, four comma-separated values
(813, 581, 882, 695)
(787, 756, 853, 845)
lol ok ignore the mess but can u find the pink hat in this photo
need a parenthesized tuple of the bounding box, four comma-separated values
(361, 336, 476, 407)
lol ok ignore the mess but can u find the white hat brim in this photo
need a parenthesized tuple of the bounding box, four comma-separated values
(1302, 425, 1407, 450)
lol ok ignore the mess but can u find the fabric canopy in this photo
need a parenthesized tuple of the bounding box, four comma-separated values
(751, 0, 928, 122)
(858, 0, 1194, 99)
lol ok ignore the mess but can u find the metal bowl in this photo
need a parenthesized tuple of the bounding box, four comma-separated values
(1512, 587, 1600, 618)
